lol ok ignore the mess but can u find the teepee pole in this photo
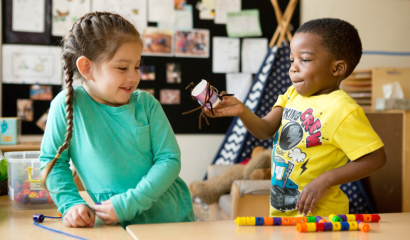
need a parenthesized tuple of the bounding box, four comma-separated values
(271, 0, 293, 42)
(269, 0, 299, 47)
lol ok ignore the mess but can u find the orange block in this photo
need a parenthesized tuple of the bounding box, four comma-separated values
(358, 222, 370, 232)
(264, 217, 273, 226)
(362, 214, 372, 222)
(296, 223, 308, 233)
(281, 217, 291, 226)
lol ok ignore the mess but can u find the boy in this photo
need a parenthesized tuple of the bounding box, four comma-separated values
(205, 18, 387, 217)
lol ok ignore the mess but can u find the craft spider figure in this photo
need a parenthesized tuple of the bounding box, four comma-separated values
(183, 82, 233, 129)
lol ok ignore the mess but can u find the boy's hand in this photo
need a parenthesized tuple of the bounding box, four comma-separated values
(296, 178, 331, 215)
(203, 91, 245, 118)
(91, 199, 119, 225)
(63, 204, 95, 228)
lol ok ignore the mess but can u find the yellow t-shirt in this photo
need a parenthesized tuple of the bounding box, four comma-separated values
(269, 86, 383, 217)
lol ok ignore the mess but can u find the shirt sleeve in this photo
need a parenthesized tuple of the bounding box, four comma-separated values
(333, 107, 384, 161)
(39, 93, 89, 218)
(110, 95, 182, 222)
(273, 86, 295, 109)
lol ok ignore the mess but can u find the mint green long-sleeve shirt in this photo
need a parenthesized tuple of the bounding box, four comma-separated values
(40, 87, 194, 227)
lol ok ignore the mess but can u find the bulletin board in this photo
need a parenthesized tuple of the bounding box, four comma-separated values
(1, 0, 300, 134)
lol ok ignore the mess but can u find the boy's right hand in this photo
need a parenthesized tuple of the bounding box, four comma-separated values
(63, 204, 95, 228)
(203, 91, 245, 118)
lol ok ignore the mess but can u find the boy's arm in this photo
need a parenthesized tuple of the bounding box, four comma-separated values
(296, 146, 387, 215)
(204, 92, 283, 140)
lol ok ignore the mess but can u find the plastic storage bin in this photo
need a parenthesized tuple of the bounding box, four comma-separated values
(5, 151, 55, 209)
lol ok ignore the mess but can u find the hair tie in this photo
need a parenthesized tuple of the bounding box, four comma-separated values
(55, 154, 60, 159)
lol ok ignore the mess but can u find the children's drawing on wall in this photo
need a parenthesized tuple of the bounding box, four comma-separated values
(36, 109, 49, 131)
(175, 0, 187, 10)
(142, 28, 173, 56)
(166, 63, 182, 84)
(175, 29, 210, 58)
(160, 89, 180, 104)
(2, 45, 63, 85)
(29, 85, 53, 100)
(17, 99, 34, 122)
(136, 88, 155, 96)
(140, 65, 156, 80)
(92, 0, 148, 31)
(52, 0, 91, 36)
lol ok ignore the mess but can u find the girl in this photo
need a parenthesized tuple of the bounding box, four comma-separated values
(40, 12, 194, 228)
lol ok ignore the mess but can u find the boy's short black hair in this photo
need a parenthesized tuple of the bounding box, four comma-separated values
(295, 18, 362, 78)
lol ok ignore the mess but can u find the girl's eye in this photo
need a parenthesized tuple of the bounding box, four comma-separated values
(119, 68, 127, 71)
(135, 67, 140, 70)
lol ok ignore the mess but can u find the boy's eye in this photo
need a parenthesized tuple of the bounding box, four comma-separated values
(302, 59, 311, 63)
(289, 59, 294, 63)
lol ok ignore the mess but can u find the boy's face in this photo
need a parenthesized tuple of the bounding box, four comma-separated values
(289, 33, 339, 97)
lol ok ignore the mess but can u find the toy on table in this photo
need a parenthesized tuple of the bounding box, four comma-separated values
(33, 214, 88, 240)
(235, 215, 378, 233)
(183, 79, 234, 129)
(329, 214, 380, 223)
(295, 221, 370, 232)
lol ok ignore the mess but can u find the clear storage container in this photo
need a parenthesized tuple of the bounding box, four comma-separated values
(5, 151, 56, 209)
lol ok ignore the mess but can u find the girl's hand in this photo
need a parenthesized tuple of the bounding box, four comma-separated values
(63, 204, 95, 228)
(296, 178, 331, 216)
(91, 200, 119, 225)
(203, 91, 245, 118)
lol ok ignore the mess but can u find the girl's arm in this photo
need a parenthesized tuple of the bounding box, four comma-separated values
(108, 97, 184, 222)
(40, 94, 93, 226)
(296, 147, 387, 215)
(204, 92, 283, 140)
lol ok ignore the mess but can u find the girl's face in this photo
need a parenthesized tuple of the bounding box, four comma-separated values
(86, 41, 142, 107)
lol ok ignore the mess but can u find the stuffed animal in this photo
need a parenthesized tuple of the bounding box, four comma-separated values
(189, 146, 272, 205)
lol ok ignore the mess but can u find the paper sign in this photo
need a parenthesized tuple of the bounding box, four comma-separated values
(241, 38, 268, 73)
(214, 0, 241, 24)
(158, 4, 193, 30)
(92, 0, 147, 31)
(226, 73, 253, 103)
(52, 0, 91, 36)
(212, 37, 240, 73)
(226, 10, 262, 37)
(12, 0, 45, 33)
(148, 0, 175, 23)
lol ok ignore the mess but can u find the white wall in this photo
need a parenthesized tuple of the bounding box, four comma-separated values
(176, 134, 225, 186)
(301, 0, 410, 70)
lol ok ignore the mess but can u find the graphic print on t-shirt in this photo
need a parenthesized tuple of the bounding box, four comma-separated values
(270, 107, 323, 212)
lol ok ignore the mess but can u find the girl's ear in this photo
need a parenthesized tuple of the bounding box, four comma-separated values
(332, 60, 347, 77)
(76, 56, 93, 80)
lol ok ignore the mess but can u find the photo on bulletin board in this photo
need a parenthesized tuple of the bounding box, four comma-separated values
(29, 85, 53, 100)
(166, 63, 182, 84)
(36, 109, 49, 131)
(140, 65, 156, 80)
(175, 29, 210, 58)
(4, 0, 52, 44)
(17, 99, 34, 122)
(141, 27, 174, 57)
(136, 88, 155, 96)
(160, 89, 180, 105)
(175, 0, 187, 10)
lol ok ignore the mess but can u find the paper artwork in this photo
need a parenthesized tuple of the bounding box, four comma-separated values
(226, 10, 262, 38)
(175, 29, 209, 58)
(214, 0, 241, 24)
(141, 28, 174, 57)
(12, 0, 45, 33)
(52, 0, 91, 36)
(212, 37, 240, 73)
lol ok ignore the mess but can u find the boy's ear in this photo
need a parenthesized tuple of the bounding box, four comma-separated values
(332, 60, 347, 77)
(76, 56, 93, 80)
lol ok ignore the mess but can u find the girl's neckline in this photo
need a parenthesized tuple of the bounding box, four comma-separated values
(77, 86, 135, 113)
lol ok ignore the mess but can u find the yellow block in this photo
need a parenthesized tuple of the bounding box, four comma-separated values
(306, 223, 317, 232)
(332, 222, 341, 231)
(348, 221, 358, 231)
(235, 217, 247, 226)
(246, 217, 256, 226)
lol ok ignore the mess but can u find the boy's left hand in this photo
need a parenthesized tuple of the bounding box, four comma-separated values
(91, 200, 119, 225)
(296, 178, 331, 215)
